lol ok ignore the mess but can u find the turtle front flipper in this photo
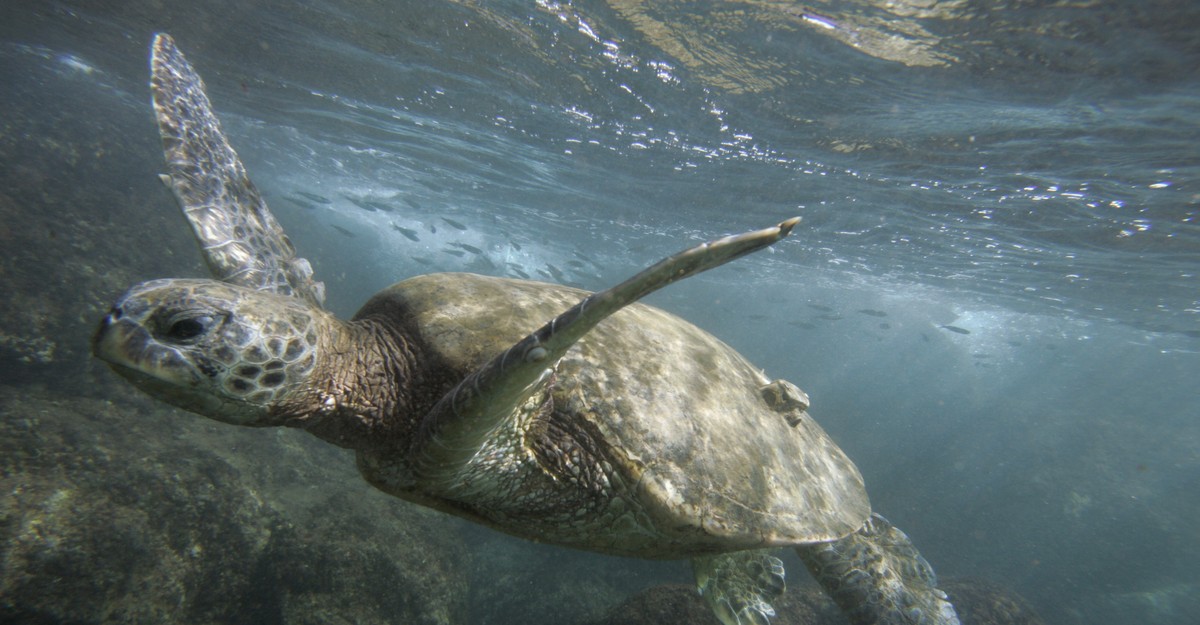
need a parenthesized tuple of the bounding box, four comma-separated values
(150, 34, 325, 308)
(797, 513, 960, 625)
(411, 217, 801, 491)
(694, 550, 787, 625)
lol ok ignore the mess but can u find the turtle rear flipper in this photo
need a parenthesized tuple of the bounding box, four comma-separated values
(798, 514, 960, 625)
(150, 33, 325, 307)
(694, 550, 787, 625)
(410, 218, 801, 491)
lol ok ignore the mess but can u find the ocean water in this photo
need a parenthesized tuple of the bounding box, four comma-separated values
(1, 1, 1197, 624)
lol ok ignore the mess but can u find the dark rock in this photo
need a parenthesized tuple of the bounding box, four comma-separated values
(0, 386, 468, 624)
(587, 584, 723, 625)
(586, 582, 834, 625)
(464, 537, 645, 625)
(585, 576, 1046, 625)
(943, 578, 1047, 625)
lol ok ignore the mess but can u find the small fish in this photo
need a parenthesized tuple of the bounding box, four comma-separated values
(442, 217, 468, 231)
(788, 321, 816, 330)
(454, 242, 483, 255)
(296, 191, 332, 204)
(330, 224, 356, 238)
(508, 265, 531, 279)
(403, 198, 420, 210)
(282, 196, 318, 211)
(879, 322, 891, 330)
(364, 200, 393, 213)
(941, 325, 971, 335)
(410, 256, 433, 266)
(749, 314, 769, 321)
(344, 196, 377, 212)
(545, 264, 566, 281)
(807, 304, 834, 312)
(856, 309, 888, 318)
(509, 240, 523, 252)
(567, 259, 586, 269)
(973, 353, 992, 359)
(816, 313, 843, 321)
(441, 248, 466, 258)
(571, 250, 601, 268)
(390, 223, 420, 242)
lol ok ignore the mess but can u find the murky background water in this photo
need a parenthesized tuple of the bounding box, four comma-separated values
(2, 1, 1198, 624)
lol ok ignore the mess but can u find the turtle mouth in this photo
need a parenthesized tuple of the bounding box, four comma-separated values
(94, 312, 139, 365)
(106, 357, 250, 422)
(93, 314, 202, 397)
(93, 312, 157, 372)
(105, 358, 194, 400)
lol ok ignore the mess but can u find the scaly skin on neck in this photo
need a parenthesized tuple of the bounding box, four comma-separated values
(271, 315, 424, 451)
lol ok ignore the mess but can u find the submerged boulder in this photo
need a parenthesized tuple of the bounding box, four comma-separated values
(942, 578, 1047, 625)
(586, 583, 831, 625)
(0, 387, 468, 625)
(587, 577, 1046, 625)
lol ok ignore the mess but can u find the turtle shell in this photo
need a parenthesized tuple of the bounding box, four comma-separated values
(362, 272, 869, 555)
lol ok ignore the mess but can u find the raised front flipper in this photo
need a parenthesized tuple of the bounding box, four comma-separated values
(150, 34, 324, 307)
(410, 217, 801, 491)
(694, 550, 787, 625)
(797, 514, 960, 625)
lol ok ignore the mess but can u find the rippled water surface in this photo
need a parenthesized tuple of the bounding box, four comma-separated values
(2, 2, 1197, 624)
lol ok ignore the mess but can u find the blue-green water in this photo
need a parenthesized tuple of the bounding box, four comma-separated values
(1, 1, 1197, 624)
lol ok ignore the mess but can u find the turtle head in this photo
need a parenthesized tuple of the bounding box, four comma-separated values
(93, 278, 325, 426)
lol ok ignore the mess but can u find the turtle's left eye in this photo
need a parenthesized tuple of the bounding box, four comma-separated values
(168, 316, 211, 340)
(157, 312, 220, 343)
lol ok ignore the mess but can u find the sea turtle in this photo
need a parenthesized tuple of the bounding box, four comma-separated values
(93, 34, 959, 625)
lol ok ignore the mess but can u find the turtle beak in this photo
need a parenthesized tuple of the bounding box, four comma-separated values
(92, 306, 140, 365)
(92, 304, 196, 387)
(93, 307, 165, 385)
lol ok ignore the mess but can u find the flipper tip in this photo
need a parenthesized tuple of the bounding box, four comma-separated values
(152, 33, 174, 53)
(778, 216, 802, 238)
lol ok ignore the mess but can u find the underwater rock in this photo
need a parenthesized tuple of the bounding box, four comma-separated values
(942, 579, 1047, 625)
(248, 509, 467, 625)
(586, 584, 729, 625)
(586, 577, 1046, 625)
(586, 583, 832, 625)
(470, 568, 624, 625)
(463, 535, 659, 625)
(0, 387, 468, 625)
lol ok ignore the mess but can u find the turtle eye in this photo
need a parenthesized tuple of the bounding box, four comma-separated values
(159, 312, 219, 343)
(168, 316, 210, 340)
